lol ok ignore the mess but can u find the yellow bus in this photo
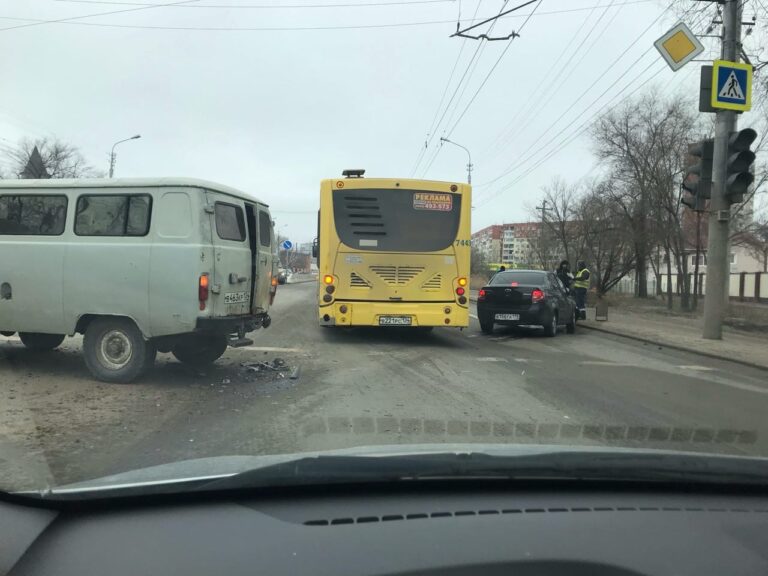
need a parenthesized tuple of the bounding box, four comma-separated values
(314, 170, 471, 329)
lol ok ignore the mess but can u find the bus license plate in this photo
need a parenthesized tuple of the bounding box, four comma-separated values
(495, 313, 519, 321)
(224, 292, 249, 304)
(379, 316, 412, 326)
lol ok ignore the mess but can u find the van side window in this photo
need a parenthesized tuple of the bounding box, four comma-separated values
(215, 202, 245, 242)
(0, 195, 68, 236)
(75, 195, 152, 236)
(258, 210, 271, 247)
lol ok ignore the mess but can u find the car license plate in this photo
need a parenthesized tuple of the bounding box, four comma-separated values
(379, 316, 412, 326)
(224, 292, 249, 304)
(495, 313, 520, 321)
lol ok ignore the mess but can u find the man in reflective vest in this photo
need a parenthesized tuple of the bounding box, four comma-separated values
(573, 261, 590, 320)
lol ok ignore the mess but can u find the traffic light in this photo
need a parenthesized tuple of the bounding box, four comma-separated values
(681, 139, 713, 211)
(725, 128, 757, 204)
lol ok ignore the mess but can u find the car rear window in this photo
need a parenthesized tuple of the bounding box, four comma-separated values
(490, 271, 547, 285)
(0, 194, 68, 235)
(215, 202, 246, 242)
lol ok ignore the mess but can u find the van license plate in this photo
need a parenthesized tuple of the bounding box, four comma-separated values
(224, 292, 249, 304)
(379, 316, 412, 326)
(495, 313, 520, 321)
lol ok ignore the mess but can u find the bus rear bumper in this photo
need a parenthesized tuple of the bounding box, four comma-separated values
(318, 301, 468, 328)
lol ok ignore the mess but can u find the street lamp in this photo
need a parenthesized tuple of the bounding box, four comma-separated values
(439, 136, 473, 184)
(109, 134, 141, 178)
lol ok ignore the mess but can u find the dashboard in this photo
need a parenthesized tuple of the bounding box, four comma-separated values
(3, 485, 768, 575)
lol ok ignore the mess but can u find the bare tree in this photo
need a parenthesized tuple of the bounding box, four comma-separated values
(6, 138, 103, 179)
(591, 90, 700, 301)
(529, 177, 584, 267)
(576, 180, 636, 296)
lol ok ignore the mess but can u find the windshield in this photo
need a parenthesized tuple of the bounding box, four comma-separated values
(1, 0, 767, 497)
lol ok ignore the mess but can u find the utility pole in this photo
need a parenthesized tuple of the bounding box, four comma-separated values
(702, 0, 741, 339)
(108, 134, 141, 178)
(535, 200, 552, 269)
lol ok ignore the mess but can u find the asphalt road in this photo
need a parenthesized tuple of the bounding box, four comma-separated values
(2, 280, 768, 489)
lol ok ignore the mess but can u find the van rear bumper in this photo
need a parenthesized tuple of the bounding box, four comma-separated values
(195, 315, 266, 335)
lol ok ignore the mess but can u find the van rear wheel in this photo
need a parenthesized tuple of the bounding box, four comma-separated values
(83, 318, 155, 383)
(19, 332, 65, 350)
(172, 334, 228, 367)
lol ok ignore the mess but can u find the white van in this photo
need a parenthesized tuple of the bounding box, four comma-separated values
(0, 178, 277, 382)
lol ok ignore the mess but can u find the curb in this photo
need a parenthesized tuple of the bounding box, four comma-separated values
(578, 323, 768, 372)
(471, 295, 767, 372)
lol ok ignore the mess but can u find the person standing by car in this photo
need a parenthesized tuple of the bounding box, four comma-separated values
(573, 260, 590, 320)
(556, 260, 573, 292)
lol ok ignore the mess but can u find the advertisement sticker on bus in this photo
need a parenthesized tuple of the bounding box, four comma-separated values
(413, 192, 453, 212)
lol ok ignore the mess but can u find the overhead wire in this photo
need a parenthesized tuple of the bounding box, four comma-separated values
(476, 2, 677, 190)
(51, 0, 455, 7)
(415, 0, 512, 178)
(441, 0, 543, 140)
(474, 5, 712, 208)
(410, 0, 480, 176)
(484, 0, 620, 159)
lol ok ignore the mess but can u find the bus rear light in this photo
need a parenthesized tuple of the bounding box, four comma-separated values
(198, 274, 209, 310)
(444, 307, 451, 314)
(271, 276, 278, 287)
(323, 275, 334, 285)
(532, 288, 545, 303)
(323, 294, 333, 303)
(445, 318, 451, 324)
(455, 287, 465, 296)
(339, 305, 348, 313)
(325, 285, 335, 294)
(478, 289, 486, 301)
(457, 277, 467, 287)
(458, 296, 467, 305)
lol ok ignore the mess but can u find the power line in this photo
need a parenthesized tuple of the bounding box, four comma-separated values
(442, 0, 542, 140)
(0, 0, 199, 33)
(52, 0, 455, 8)
(0, 1, 657, 33)
(474, 6, 711, 207)
(415, 0, 510, 177)
(410, 0, 480, 176)
(477, 3, 674, 189)
(485, 0, 621, 159)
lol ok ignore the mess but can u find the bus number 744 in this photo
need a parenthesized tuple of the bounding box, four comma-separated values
(455, 240, 471, 246)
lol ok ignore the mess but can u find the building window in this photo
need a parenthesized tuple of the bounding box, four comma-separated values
(730, 253, 736, 265)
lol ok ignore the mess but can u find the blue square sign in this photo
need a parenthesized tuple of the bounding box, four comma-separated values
(711, 60, 752, 111)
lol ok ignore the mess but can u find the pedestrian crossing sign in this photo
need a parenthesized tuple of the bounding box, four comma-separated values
(711, 60, 752, 111)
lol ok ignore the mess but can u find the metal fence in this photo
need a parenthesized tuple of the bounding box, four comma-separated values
(657, 272, 767, 302)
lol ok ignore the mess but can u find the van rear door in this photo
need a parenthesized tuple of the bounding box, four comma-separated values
(207, 192, 252, 318)
(246, 204, 274, 314)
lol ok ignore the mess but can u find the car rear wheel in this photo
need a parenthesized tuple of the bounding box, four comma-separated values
(18, 332, 66, 350)
(479, 316, 494, 335)
(83, 318, 155, 383)
(543, 312, 558, 337)
(566, 308, 576, 334)
(172, 334, 228, 367)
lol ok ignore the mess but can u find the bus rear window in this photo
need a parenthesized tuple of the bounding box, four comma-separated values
(332, 189, 461, 252)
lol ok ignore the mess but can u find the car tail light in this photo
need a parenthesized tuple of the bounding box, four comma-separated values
(199, 273, 209, 310)
(478, 289, 486, 301)
(456, 287, 465, 296)
(510, 281, 519, 287)
(531, 288, 545, 303)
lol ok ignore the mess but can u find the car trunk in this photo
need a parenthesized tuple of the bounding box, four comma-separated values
(480, 283, 539, 311)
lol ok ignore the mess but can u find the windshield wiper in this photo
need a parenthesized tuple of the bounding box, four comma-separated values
(194, 451, 768, 493)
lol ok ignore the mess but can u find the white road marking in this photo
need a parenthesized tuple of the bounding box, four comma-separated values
(476, 357, 508, 363)
(237, 346, 302, 353)
(469, 314, 479, 320)
(1, 336, 21, 343)
(678, 365, 714, 372)
(579, 360, 638, 367)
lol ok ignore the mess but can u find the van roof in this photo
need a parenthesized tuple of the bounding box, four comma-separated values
(0, 177, 266, 205)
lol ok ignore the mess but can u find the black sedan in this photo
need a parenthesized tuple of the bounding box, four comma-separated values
(476, 270, 576, 336)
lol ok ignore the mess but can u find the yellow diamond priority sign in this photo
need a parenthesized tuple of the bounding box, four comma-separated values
(654, 22, 704, 71)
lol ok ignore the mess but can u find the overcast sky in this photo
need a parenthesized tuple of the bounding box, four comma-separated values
(0, 0, 762, 244)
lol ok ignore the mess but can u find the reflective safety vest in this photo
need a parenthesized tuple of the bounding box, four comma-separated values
(574, 267, 590, 289)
